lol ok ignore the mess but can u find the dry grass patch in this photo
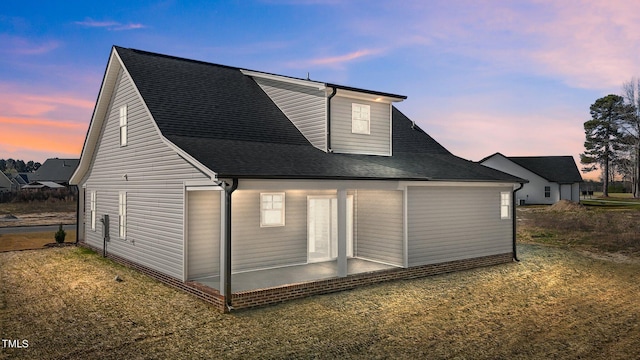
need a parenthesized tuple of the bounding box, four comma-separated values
(518, 206, 640, 255)
(0, 231, 76, 252)
(1, 245, 639, 359)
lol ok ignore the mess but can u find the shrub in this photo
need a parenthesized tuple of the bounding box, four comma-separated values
(54, 224, 66, 244)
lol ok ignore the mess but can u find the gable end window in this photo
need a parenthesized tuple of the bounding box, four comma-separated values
(544, 186, 551, 198)
(119, 105, 128, 147)
(351, 103, 370, 134)
(119, 192, 127, 239)
(260, 193, 285, 227)
(90, 191, 97, 231)
(500, 192, 511, 219)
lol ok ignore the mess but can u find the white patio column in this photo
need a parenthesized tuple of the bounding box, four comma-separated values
(219, 186, 228, 296)
(337, 189, 348, 277)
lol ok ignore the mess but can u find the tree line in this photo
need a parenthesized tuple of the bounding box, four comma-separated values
(0, 159, 42, 173)
(581, 78, 640, 198)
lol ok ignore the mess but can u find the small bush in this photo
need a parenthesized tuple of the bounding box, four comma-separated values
(54, 224, 66, 244)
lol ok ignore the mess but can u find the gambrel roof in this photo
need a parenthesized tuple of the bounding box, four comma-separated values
(480, 153, 582, 184)
(73, 46, 525, 184)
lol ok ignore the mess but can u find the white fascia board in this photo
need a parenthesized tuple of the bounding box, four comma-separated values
(70, 48, 122, 185)
(240, 69, 326, 90)
(334, 88, 405, 104)
(400, 181, 521, 188)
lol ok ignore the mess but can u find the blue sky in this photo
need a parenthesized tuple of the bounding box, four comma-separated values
(3, 1, 640, 179)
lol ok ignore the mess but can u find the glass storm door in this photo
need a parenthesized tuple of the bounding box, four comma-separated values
(307, 196, 353, 263)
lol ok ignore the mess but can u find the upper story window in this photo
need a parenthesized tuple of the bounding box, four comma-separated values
(500, 192, 511, 219)
(119, 105, 128, 147)
(260, 193, 285, 227)
(544, 186, 551, 198)
(351, 103, 370, 134)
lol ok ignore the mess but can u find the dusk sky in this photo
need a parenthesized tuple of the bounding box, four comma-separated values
(3, 1, 640, 179)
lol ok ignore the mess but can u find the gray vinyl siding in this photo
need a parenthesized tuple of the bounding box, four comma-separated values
(407, 186, 512, 266)
(82, 68, 210, 280)
(187, 190, 221, 279)
(354, 190, 403, 266)
(231, 189, 335, 272)
(330, 95, 391, 156)
(254, 78, 327, 150)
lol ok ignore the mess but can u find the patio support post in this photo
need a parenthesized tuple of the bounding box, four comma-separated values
(337, 189, 347, 277)
(219, 178, 238, 310)
(219, 186, 228, 297)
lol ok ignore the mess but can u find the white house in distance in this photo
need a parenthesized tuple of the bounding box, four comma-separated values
(480, 153, 583, 205)
(70, 46, 526, 312)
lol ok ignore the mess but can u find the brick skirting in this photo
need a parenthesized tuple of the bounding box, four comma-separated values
(78, 241, 512, 313)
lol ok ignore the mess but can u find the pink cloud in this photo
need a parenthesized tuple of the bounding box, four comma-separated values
(0, 86, 94, 118)
(0, 85, 92, 160)
(344, 1, 640, 90)
(523, 1, 640, 89)
(0, 116, 85, 159)
(0, 35, 60, 55)
(288, 48, 385, 69)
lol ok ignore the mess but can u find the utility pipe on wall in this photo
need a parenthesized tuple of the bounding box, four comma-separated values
(326, 87, 337, 152)
(512, 183, 525, 261)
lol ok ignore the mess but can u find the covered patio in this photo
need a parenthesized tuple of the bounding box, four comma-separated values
(192, 258, 398, 293)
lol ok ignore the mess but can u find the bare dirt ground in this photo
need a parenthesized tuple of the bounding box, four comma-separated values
(0, 200, 76, 228)
(0, 212, 76, 228)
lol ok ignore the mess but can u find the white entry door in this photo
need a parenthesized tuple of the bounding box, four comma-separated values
(307, 196, 353, 263)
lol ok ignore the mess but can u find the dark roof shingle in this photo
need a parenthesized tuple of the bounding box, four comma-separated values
(116, 46, 523, 183)
(507, 156, 583, 183)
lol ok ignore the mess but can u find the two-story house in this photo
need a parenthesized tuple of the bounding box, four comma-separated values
(71, 46, 526, 312)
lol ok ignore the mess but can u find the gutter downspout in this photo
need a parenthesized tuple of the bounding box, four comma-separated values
(512, 183, 525, 261)
(326, 87, 337, 152)
(74, 185, 80, 245)
(223, 178, 239, 311)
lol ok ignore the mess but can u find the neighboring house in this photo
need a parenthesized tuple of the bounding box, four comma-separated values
(0, 172, 13, 192)
(480, 153, 583, 204)
(71, 46, 526, 312)
(13, 173, 30, 189)
(30, 158, 79, 187)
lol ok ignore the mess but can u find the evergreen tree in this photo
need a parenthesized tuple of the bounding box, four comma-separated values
(581, 94, 633, 196)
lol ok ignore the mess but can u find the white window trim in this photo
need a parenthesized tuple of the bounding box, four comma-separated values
(119, 104, 128, 147)
(90, 191, 96, 231)
(351, 103, 370, 135)
(119, 191, 127, 239)
(260, 192, 285, 227)
(500, 192, 511, 219)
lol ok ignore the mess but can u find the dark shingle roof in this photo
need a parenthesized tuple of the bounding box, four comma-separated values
(116, 46, 523, 183)
(507, 156, 583, 183)
(31, 158, 79, 183)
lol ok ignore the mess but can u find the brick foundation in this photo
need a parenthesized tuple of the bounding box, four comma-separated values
(78, 241, 512, 312)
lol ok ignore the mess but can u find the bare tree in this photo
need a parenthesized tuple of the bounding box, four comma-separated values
(621, 78, 640, 198)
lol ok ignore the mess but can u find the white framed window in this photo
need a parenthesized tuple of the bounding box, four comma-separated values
(90, 191, 96, 231)
(500, 192, 511, 219)
(260, 193, 285, 227)
(119, 192, 127, 239)
(119, 104, 128, 147)
(351, 103, 370, 134)
(544, 186, 551, 198)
